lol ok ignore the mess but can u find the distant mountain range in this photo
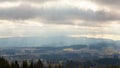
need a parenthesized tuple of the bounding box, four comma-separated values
(0, 36, 120, 62)
(0, 36, 120, 60)
(0, 36, 119, 47)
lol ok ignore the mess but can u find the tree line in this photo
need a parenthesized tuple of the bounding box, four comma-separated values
(0, 57, 61, 68)
(0, 57, 120, 68)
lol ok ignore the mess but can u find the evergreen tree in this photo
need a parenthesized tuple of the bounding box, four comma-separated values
(15, 61, 20, 68)
(54, 64, 62, 68)
(34, 59, 44, 68)
(29, 61, 34, 68)
(0, 57, 10, 68)
(11, 62, 15, 68)
(21, 60, 28, 68)
(48, 64, 52, 68)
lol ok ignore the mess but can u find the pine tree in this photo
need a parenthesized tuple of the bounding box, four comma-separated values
(0, 57, 10, 68)
(11, 62, 15, 68)
(21, 60, 28, 68)
(48, 64, 52, 68)
(29, 61, 34, 68)
(34, 59, 44, 68)
(15, 61, 20, 68)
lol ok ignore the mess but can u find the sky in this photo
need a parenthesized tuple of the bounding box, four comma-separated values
(0, 0, 120, 40)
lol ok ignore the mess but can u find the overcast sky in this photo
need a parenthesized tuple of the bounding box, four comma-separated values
(0, 0, 120, 40)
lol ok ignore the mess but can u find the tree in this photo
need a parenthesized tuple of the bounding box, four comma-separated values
(0, 57, 10, 68)
(11, 62, 15, 68)
(29, 61, 34, 68)
(21, 60, 28, 68)
(34, 59, 44, 68)
(15, 61, 20, 68)
(48, 64, 52, 68)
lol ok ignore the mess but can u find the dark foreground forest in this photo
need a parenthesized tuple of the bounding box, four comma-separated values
(0, 57, 120, 68)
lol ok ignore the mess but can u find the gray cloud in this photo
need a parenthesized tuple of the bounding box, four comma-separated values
(0, 5, 38, 20)
(93, 0, 120, 8)
(94, 0, 120, 5)
(0, 4, 119, 26)
(0, 0, 56, 3)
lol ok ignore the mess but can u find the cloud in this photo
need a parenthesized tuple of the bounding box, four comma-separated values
(68, 34, 120, 41)
(0, 4, 119, 27)
(94, 0, 120, 6)
(93, 0, 120, 9)
(0, 0, 119, 40)
(0, 5, 38, 20)
(0, 0, 56, 3)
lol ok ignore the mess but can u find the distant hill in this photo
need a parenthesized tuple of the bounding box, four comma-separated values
(0, 36, 119, 47)
(0, 38, 120, 60)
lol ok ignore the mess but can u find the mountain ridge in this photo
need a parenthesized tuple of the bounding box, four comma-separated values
(0, 36, 119, 47)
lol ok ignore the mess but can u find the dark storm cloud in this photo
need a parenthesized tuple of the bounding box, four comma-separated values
(0, 4, 119, 25)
